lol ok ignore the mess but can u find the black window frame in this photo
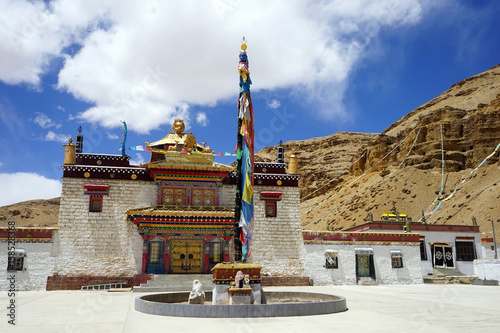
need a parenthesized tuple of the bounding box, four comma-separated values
(455, 240, 476, 261)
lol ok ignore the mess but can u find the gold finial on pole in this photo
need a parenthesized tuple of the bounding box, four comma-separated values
(241, 36, 247, 51)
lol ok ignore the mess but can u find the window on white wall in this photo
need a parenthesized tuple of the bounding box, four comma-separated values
(89, 196, 103, 212)
(391, 251, 403, 268)
(7, 249, 26, 271)
(420, 238, 428, 260)
(456, 240, 476, 261)
(324, 250, 338, 269)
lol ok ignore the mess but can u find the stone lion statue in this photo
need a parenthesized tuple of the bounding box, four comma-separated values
(188, 279, 205, 305)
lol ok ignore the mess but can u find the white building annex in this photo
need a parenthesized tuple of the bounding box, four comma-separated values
(302, 205, 483, 285)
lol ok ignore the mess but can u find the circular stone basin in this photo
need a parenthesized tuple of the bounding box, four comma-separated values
(135, 291, 347, 318)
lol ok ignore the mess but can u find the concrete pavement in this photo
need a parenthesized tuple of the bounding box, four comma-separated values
(1, 284, 499, 332)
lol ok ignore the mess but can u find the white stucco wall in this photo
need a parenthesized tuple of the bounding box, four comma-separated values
(473, 259, 500, 281)
(304, 243, 423, 285)
(54, 178, 156, 276)
(481, 242, 500, 259)
(0, 236, 58, 291)
(250, 186, 305, 276)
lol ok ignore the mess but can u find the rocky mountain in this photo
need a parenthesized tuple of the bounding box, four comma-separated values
(254, 132, 378, 198)
(2, 64, 500, 241)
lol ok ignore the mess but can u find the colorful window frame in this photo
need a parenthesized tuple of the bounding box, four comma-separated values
(148, 240, 164, 265)
(162, 187, 186, 206)
(192, 189, 215, 207)
(89, 196, 103, 212)
(209, 239, 224, 265)
(265, 201, 277, 217)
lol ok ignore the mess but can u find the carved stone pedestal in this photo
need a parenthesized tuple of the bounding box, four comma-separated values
(228, 287, 253, 305)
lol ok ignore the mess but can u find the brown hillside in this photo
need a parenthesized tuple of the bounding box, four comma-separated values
(0, 198, 60, 228)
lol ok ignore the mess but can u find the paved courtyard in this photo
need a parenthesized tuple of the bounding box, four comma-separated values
(1, 284, 499, 332)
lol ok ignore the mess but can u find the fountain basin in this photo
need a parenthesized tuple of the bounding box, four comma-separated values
(135, 291, 347, 317)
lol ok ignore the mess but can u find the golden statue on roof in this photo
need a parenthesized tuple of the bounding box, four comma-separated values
(172, 119, 185, 134)
(145, 118, 215, 165)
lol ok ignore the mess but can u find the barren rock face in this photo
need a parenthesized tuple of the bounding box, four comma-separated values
(359, 98, 500, 174)
(255, 132, 378, 199)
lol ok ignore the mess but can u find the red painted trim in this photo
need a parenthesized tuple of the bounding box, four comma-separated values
(223, 240, 230, 262)
(343, 222, 480, 233)
(0, 228, 53, 239)
(302, 231, 420, 243)
(142, 253, 148, 273)
(83, 184, 109, 190)
(260, 191, 283, 196)
(204, 253, 210, 273)
(150, 169, 229, 176)
(163, 251, 169, 274)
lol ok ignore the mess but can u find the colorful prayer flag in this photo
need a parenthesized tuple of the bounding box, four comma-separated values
(235, 38, 254, 262)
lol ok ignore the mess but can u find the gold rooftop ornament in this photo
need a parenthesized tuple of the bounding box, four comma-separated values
(144, 119, 226, 167)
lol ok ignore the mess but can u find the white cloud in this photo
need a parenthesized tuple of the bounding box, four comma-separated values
(267, 99, 281, 109)
(0, 0, 112, 86)
(33, 112, 61, 128)
(0, 172, 61, 207)
(0, 161, 3, 168)
(129, 152, 145, 166)
(57, 105, 65, 112)
(0, 0, 425, 131)
(44, 131, 70, 143)
(196, 112, 208, 127)
(107, 133, 119, 140)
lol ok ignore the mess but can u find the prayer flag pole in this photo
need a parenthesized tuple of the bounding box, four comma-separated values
(234, 37, 255, 262)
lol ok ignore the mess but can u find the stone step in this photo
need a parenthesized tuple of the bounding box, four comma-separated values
(423, 274, 478, 284)
(357, 277, 378, 286)
(133, 274, 214, 293)
(432, 268, 465, 277)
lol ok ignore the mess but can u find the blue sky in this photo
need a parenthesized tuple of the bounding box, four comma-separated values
(0, 0, 499, 206)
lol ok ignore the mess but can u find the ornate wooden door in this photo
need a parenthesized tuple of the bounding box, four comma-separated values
(356, 254, 370, 278)
(444, 246, 455, 268)
(170, 239, 203, 273)
(433, 245, 454, 268)
(434, 245, 445, 268)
